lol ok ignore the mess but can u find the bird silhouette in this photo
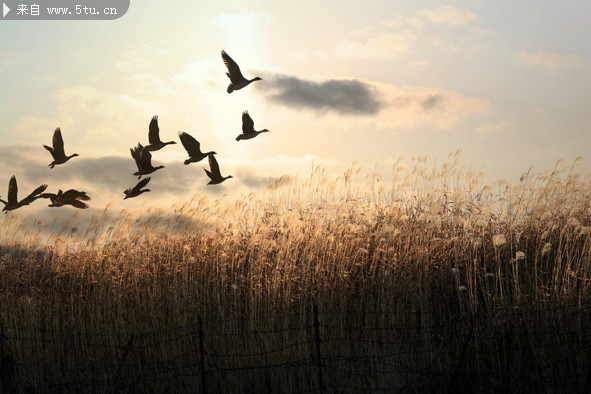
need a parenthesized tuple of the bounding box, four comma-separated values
(221, 50, 262, 93)
(124, 177, 151, 199)
(236, 111, 269, 141)
(204, 154, 232, 185)
(144, 116, 177, 152)
(43, 128, 79, 168)
(38, 189, 90, 209)
(178, 132, 216, 165)
(0, 176, 48, 213)
(130, 143, 164, 178)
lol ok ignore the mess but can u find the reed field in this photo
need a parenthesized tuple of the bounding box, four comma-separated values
(1, 152, 590, 393)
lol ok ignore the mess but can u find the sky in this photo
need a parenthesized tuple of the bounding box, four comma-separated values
(0, 0, 590, 218)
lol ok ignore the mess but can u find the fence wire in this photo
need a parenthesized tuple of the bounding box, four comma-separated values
(1, 303, 590, 393)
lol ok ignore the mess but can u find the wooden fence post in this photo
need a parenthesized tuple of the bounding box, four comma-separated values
(313, 304, 324, 394)
(447, 321, 475, 394)
(112, 334, 134, 390)
(198, 316, 207, 394)
(0, 322, 15, 393)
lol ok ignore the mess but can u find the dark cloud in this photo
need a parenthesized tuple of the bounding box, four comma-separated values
(256, 75, 383, 115)
(390, 93, 445, 110)
(235, 167, 279, 189)
(0, 145, 292, 217)
(421, 94, 444, 110)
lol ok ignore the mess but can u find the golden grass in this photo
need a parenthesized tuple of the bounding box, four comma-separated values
(0, 152, 590, 392)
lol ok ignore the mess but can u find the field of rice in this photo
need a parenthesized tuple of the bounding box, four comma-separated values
(1, 152, 590, 392)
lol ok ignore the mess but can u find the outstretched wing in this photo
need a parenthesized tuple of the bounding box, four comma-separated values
(130, 144, 143, 171)
(208, 154, 221, 177)
(52, 128, 66, 158)
(132, 177, 151, 193)
(178, 132, 202, 157)
(20, 184, 48, 205)
(62, 189, 90, 201)
(43, 144, 54, 157)
(139, 145, 154, 169)
(67, 199, 89, 209)
(221, 50, 245, 83)
(148, 116, 161, 145)
(38, 192, 57, 201)
(7, 176, 18, 205)
(242, 111, 255, 134)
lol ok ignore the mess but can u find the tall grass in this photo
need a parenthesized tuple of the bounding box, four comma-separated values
(0, 152, 590, 392)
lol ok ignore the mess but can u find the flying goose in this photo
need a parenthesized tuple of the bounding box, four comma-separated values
(43, 128, 79, 168)
(0, 175, 48, 213)
(221, 50, 261, 93)
(130, 143, 164, 178)
(178, 132, 216, 165)
(144, 116, 177, 152)
(38, 189, 90, 209)
(124, 177, 151, 199)
(204, 154, 232, 185)
(236, 111, 269, 141)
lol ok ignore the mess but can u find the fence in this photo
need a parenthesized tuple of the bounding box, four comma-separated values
(1, 303, 590, 393)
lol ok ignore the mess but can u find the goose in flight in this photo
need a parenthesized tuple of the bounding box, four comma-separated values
(221, 50, 261, 93)
(38, 189, 90, 209)
(236, 111, 269, 141)
(124, 177, 151, 199)
(204, 154, 232, 185)
(144, 116, 177, 152)
(0, 175, 48, 213)
(43, 128, 79, 168)
(178, 132, 216, 165)
(130, 143, 164, 178)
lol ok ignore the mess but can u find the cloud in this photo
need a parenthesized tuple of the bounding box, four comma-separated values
(335, 5, 479, 59)
(13, 85, 160, 155)
(336, 30, 417, 59)
(0, 144, 343, 219)
(115, 44, 170, 73)
(475, 121, 512, 135)
(255, 75, 383, 115)
(374, 84, 491, 129)
(418, 5, 478, 26)
(210, 11, 270, 29)
(235, 167, 280, 189)
(254, 74, 490, 128)
(209, 12, 271, 63)
(519, 51, 588, 70)
(407, 60, 429, 68)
